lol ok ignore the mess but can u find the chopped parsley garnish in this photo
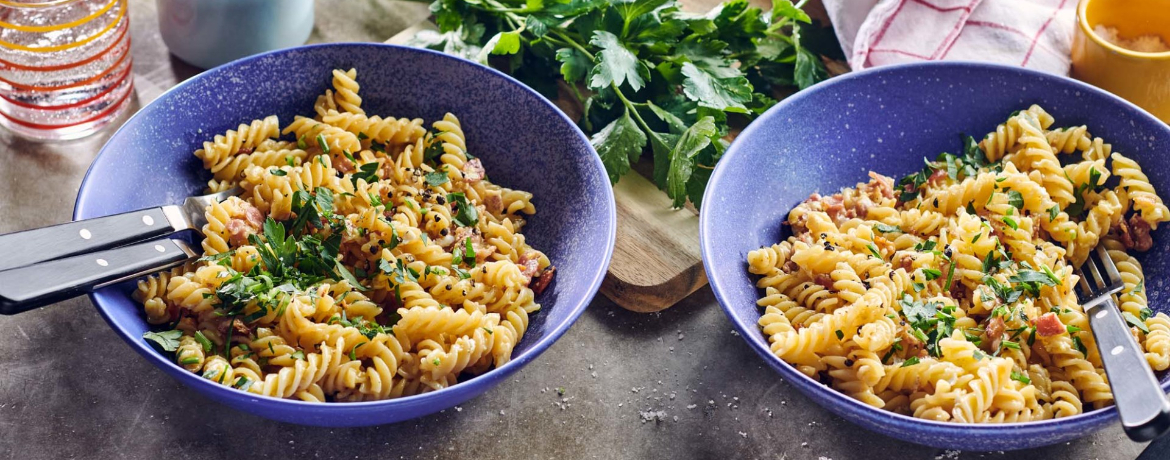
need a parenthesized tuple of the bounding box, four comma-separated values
(834, 330, 844, 340)
(874, 223, 902, 234)
(447, 192, 478, 227)
(1005, 189, 1023, 210)
(866, 243, 882, 259)
(943, 260, 956, 292)
(901, 357, 920, 367)
(921, 268, 942, 281)
(269, 168, 287, 176)
(1124, 312, 1150, 334)
(1064, 167, 1105, 218)
(1010, 371, 1031, 384)
(424, 139, 446, 163)
(180, 356, 201, 365)
(316, 134, 330, 155)
(233, 376, 253, 391)
(899, 295, 956, 357)
(1072, 336, 1088, 356)
(351, 162, 380, 187)
(1001, 340, 1020, 350)
(1002, 216, 1018, 230)
(1066, 325, 1081, 334)
(425, 169, 450, 187)
(291, 351, 305, 360)
(193, 331, 213, 354)
(350, 342, 366, 361)
(1047, 205, 1059, 222)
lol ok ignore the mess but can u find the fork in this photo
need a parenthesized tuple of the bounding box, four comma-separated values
(0, 188, 240, 314)
(1076, 245, 1170, 441)
(0, 187, 239, 272)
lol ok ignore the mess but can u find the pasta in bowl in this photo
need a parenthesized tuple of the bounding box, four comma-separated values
(133, 68, 555, 401)
(700, 62, 1170, 450)
(74, 44, 615, 426)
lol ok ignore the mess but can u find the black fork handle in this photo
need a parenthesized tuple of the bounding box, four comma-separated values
(0, 207, 178, 271)
(1086, 298, 1170, 441)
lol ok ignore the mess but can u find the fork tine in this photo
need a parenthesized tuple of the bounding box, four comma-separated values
(1097, 245, 1122, 286)
(1076, 269, 1092, 302)
(1086, 253, 1107, 290)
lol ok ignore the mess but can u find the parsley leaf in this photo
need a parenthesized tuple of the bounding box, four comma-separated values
(143, 330, 183, 352)
(425, 169, 450, 187)
(555, 47, 592, 83)
(591, 109, 647, 184)
(680, 62, 752, 114)
(446, 192, 479, 227)
(666, 116, 717, 207)
(1124, 311, 1150, 334)
(874, 223, 902, 234)
(588, 31, 647, 91)
(901, 356, 920, 367)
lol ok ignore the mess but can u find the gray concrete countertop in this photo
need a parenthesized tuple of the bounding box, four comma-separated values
(0, 1, 1150, 459)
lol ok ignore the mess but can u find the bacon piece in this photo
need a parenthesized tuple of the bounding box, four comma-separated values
(1128, 214, 1153, 252)
(517, 253, 541, 283)
(949, 274, 968, 301)
(866, 172, 896, 199)
(782, 259, 799, 273)
(530, 266, 556, 295)
(1036, 312, 1065, 337)
(224, 202, 265, 246)
(462, 158, 486, 183)
(985, 316, 1006, 351)
(231, 319, 252, 337)
(333, 154, 355, 174)
(822, 194, 846, 221)
(1115, 218, 1135, 250)
(814, 273, 834, 290)
(897, 254, 915, 272)
(226, 219, 252, 247)
(927, 168, 947, 186)
(241, 203, 263, 227)
(484, 193, 504, 215)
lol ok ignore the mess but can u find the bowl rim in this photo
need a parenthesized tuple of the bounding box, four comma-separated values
(1077, 0, 1170, 60)
(700, 59, 1170, 435)
(73, 42, 617, 411)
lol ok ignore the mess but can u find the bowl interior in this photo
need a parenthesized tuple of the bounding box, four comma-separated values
(701, 61, 1170, 450)
(74, 43, 614, 424)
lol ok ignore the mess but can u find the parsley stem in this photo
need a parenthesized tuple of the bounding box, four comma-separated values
(611, 83, 654, 137)
(551, 29, 595, 61)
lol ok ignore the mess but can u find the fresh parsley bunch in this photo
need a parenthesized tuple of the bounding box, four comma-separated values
(408, 0, 840, 208)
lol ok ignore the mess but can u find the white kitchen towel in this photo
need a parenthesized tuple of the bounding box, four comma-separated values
(823, 0, 1078, 75)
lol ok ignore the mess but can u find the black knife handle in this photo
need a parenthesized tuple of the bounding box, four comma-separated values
(0, 239, 196, 314)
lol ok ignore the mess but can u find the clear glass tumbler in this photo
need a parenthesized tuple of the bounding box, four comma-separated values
(0, 0, 133, 140)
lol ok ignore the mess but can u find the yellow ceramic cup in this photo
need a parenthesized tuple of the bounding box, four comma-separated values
(1071, 0, 1170, 123)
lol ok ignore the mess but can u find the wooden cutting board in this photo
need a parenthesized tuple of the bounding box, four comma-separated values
(388, 0, 836, 313)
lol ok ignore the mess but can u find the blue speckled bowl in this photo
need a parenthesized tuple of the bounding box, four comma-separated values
(74, 43, 616, 426)
(700, 61, 1170, 451)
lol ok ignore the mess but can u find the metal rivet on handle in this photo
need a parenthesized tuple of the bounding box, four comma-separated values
(1096, 310, 1108, 319)
(1111, 346, 1124, 356)
(96, 259, 108, 267)
(155, 245, 166, 252)
(143, 215, 154, 226)
(79, 229, 91, 239)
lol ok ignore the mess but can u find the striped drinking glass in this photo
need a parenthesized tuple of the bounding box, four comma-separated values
(0, 0, 133, 140)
